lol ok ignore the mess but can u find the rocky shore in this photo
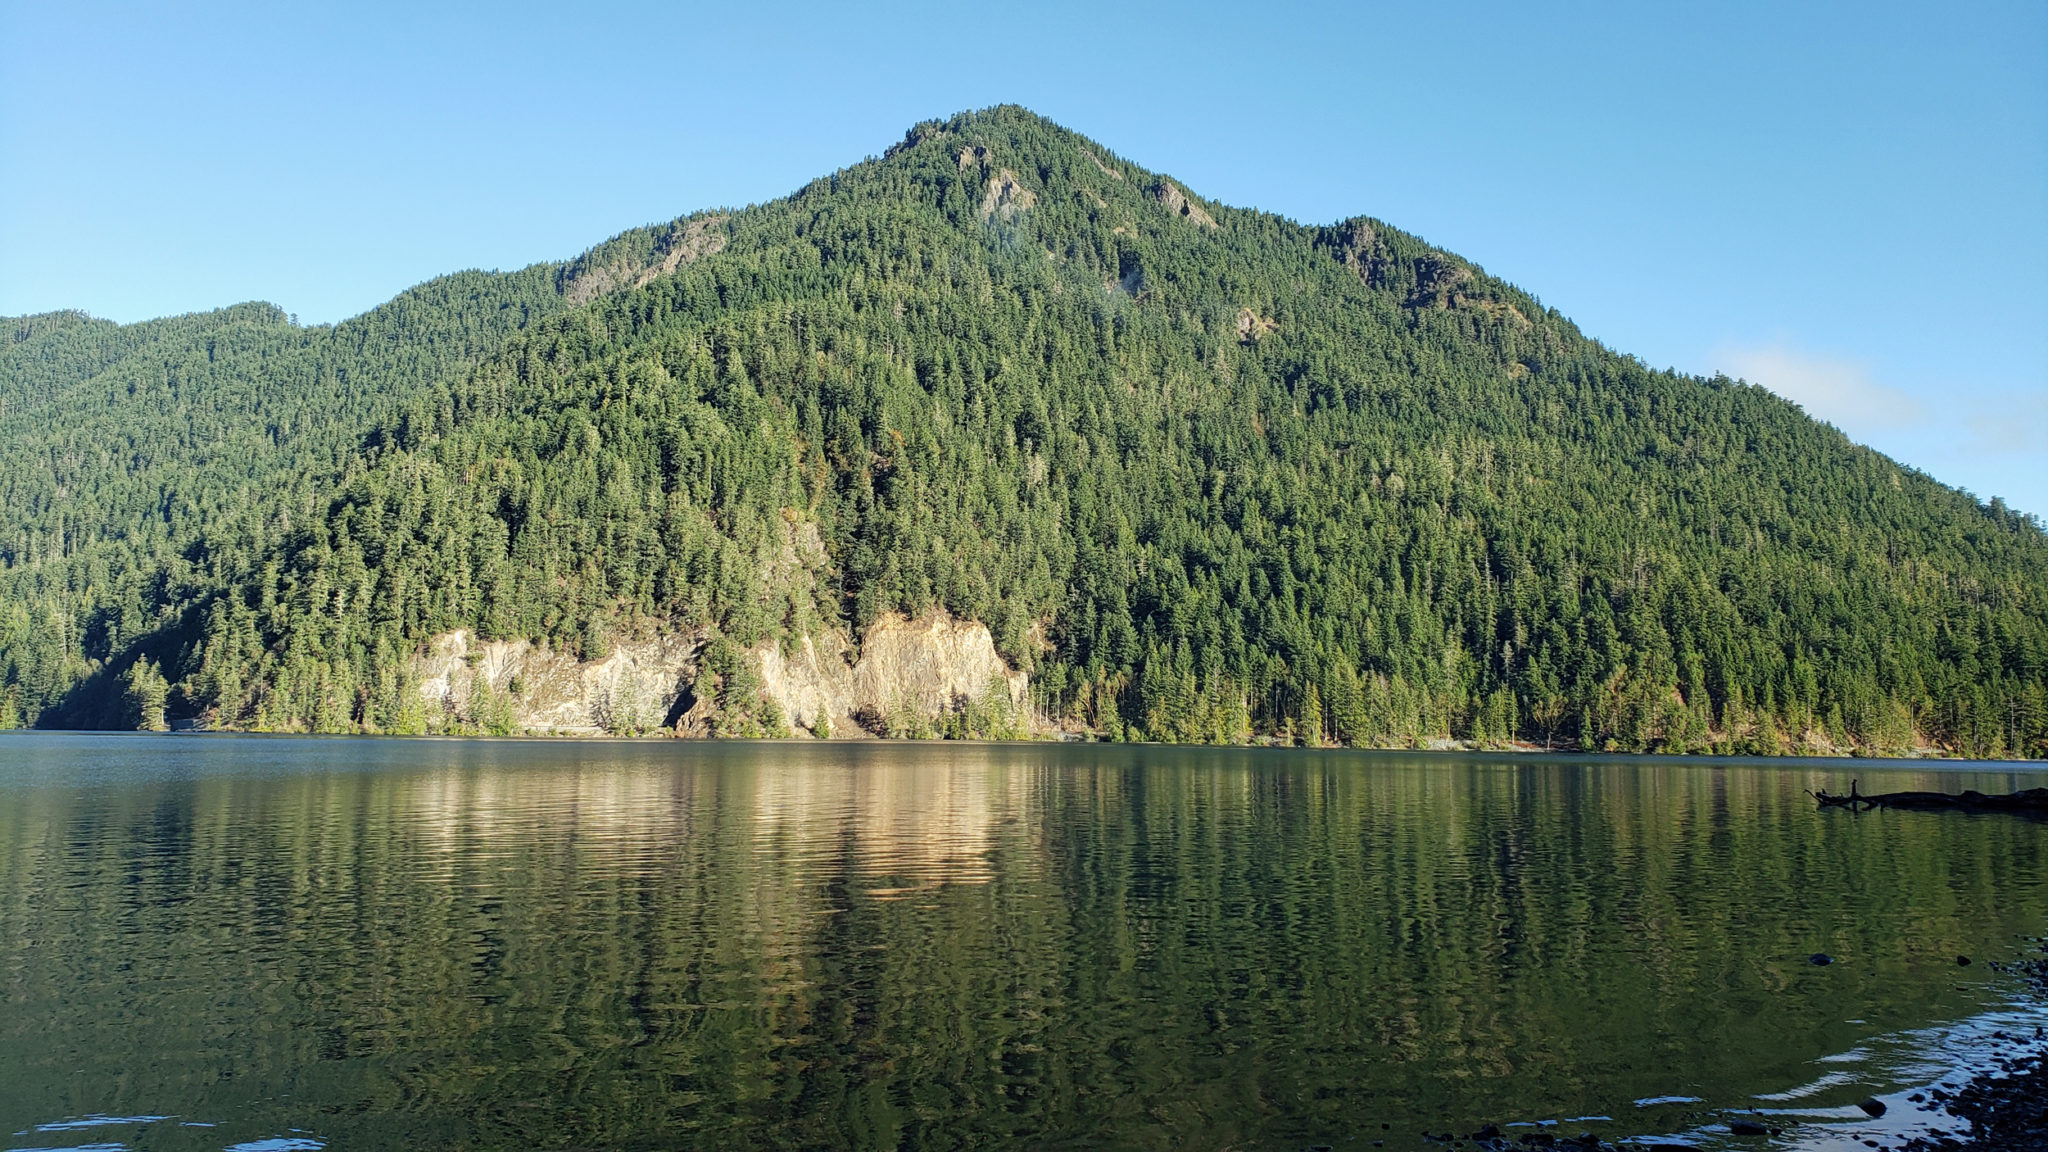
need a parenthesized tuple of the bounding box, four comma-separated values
(1888, 942, 2048, 1151)
(1374, 942, 2048, 1152)
(1892, 1043, 2048, 1151)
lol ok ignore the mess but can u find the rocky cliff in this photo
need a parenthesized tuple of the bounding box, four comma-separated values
(754, 613, 1029, 738)
(413, 629, 705, 735)
(411, 611, 1027, 738)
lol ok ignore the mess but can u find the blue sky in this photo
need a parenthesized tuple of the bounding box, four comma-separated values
(4, 0, 2044, 514)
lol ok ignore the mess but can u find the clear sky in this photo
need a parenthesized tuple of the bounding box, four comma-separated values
(4, 0, 2044, 515)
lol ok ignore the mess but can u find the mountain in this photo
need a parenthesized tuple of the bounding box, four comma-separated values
(3, 106, 2044, 756)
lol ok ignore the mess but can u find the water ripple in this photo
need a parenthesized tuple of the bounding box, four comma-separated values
(0, 736, 2042, 1149)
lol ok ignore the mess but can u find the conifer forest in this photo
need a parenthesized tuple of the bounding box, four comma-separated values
(4, 107, 2044, 757)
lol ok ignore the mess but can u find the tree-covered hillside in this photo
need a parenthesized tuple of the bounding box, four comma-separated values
(4, 106, 2045, 755)
(0, 264, 578, 726)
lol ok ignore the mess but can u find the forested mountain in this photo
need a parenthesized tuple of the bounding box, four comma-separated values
(4, 106, 2045, 756)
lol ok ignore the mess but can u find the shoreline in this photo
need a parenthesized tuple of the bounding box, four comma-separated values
(3, 726, 2045, 767)
(1895, 945, 2048, 1151)
(1895, 1041, 2048, 1151)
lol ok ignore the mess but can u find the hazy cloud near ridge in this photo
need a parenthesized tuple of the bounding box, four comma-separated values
(1719, 342, 2047, 460)
(1717, 344, 1925, 433)
(1714, 341, 2047, 516)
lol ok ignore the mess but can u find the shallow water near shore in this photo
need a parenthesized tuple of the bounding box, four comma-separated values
(1, 733, 2044, 1151)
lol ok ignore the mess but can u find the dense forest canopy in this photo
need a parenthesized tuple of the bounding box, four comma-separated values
(3, 106, 2044, 756)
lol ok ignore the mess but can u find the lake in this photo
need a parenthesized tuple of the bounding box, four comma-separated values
(1, 734, 2044, 1151)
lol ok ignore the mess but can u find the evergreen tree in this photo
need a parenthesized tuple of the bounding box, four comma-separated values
(123, 659, 169, 732)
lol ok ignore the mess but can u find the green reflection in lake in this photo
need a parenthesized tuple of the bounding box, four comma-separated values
(0, 735, 2043, 1151)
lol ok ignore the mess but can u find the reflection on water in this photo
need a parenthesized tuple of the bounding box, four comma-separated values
(0, 735, 2044, 1151)
(750, 750, 1005, 894)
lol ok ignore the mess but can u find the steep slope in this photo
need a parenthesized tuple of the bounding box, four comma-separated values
(5, 106, 2045, 755)
(0, 260, 623, 724)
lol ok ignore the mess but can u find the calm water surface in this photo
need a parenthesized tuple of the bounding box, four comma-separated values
(1, 734, 2044, 1151)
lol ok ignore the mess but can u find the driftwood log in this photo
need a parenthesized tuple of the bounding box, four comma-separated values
(1811, 780, 2048, 813)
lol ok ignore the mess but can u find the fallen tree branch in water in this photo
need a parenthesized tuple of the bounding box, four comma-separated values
(1810, 781, 2048, 813)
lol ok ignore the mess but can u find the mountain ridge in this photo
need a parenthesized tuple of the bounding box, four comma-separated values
(4, 105, 2044, 755)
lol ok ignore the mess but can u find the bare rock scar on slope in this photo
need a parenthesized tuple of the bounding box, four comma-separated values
(412, 610, 1027, 739)
(980, 169, 1037, 222)
(1151, 179, 1217, 228)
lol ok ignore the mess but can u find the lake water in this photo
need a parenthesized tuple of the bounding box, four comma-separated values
(1, 734, 2044, 1152)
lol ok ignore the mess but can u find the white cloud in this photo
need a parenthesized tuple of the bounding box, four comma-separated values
(1711, 342, 2048, 516)
(1717, 343, 1925, 433)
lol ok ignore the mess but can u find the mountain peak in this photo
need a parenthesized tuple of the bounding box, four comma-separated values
(4, 107, 2043, 756)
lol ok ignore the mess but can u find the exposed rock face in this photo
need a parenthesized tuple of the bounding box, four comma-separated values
(414, 629, 704, 733)
(884, 121, 949, 158)
(562, 215, 729, 305)
(855, 612, 1028, 717)
(1151, 179, 1218, 229)
(1081, 147, 1123, 181)
(1321, 218, 1524, 320)
(980, 169, 1037, 222)
(1324, 218, 1393, 287)
(1235, 307, 1277, 343)
(635, 216, 728, 287)
(410, 611, 1024, 739)
(1409, 252, 1474, 309)
(756, 633, 861, 735)
(756, 612, 1029, 736)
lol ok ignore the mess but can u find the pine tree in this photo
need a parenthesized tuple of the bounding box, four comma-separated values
(123, 659, 169, 732)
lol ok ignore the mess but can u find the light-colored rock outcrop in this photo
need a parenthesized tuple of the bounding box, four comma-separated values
(1081, 147, 1123, 181)
(415, 629, 704, 734)
(757, 612, 1028, 736)
(756, 632, 862, 734)
(1235, 307, 1278, 343)
(412, 610, 1024, 738)
(561, 215, 729, 305)
(980, 169, 1037, 222)
(1151, 179, 1217, 229)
